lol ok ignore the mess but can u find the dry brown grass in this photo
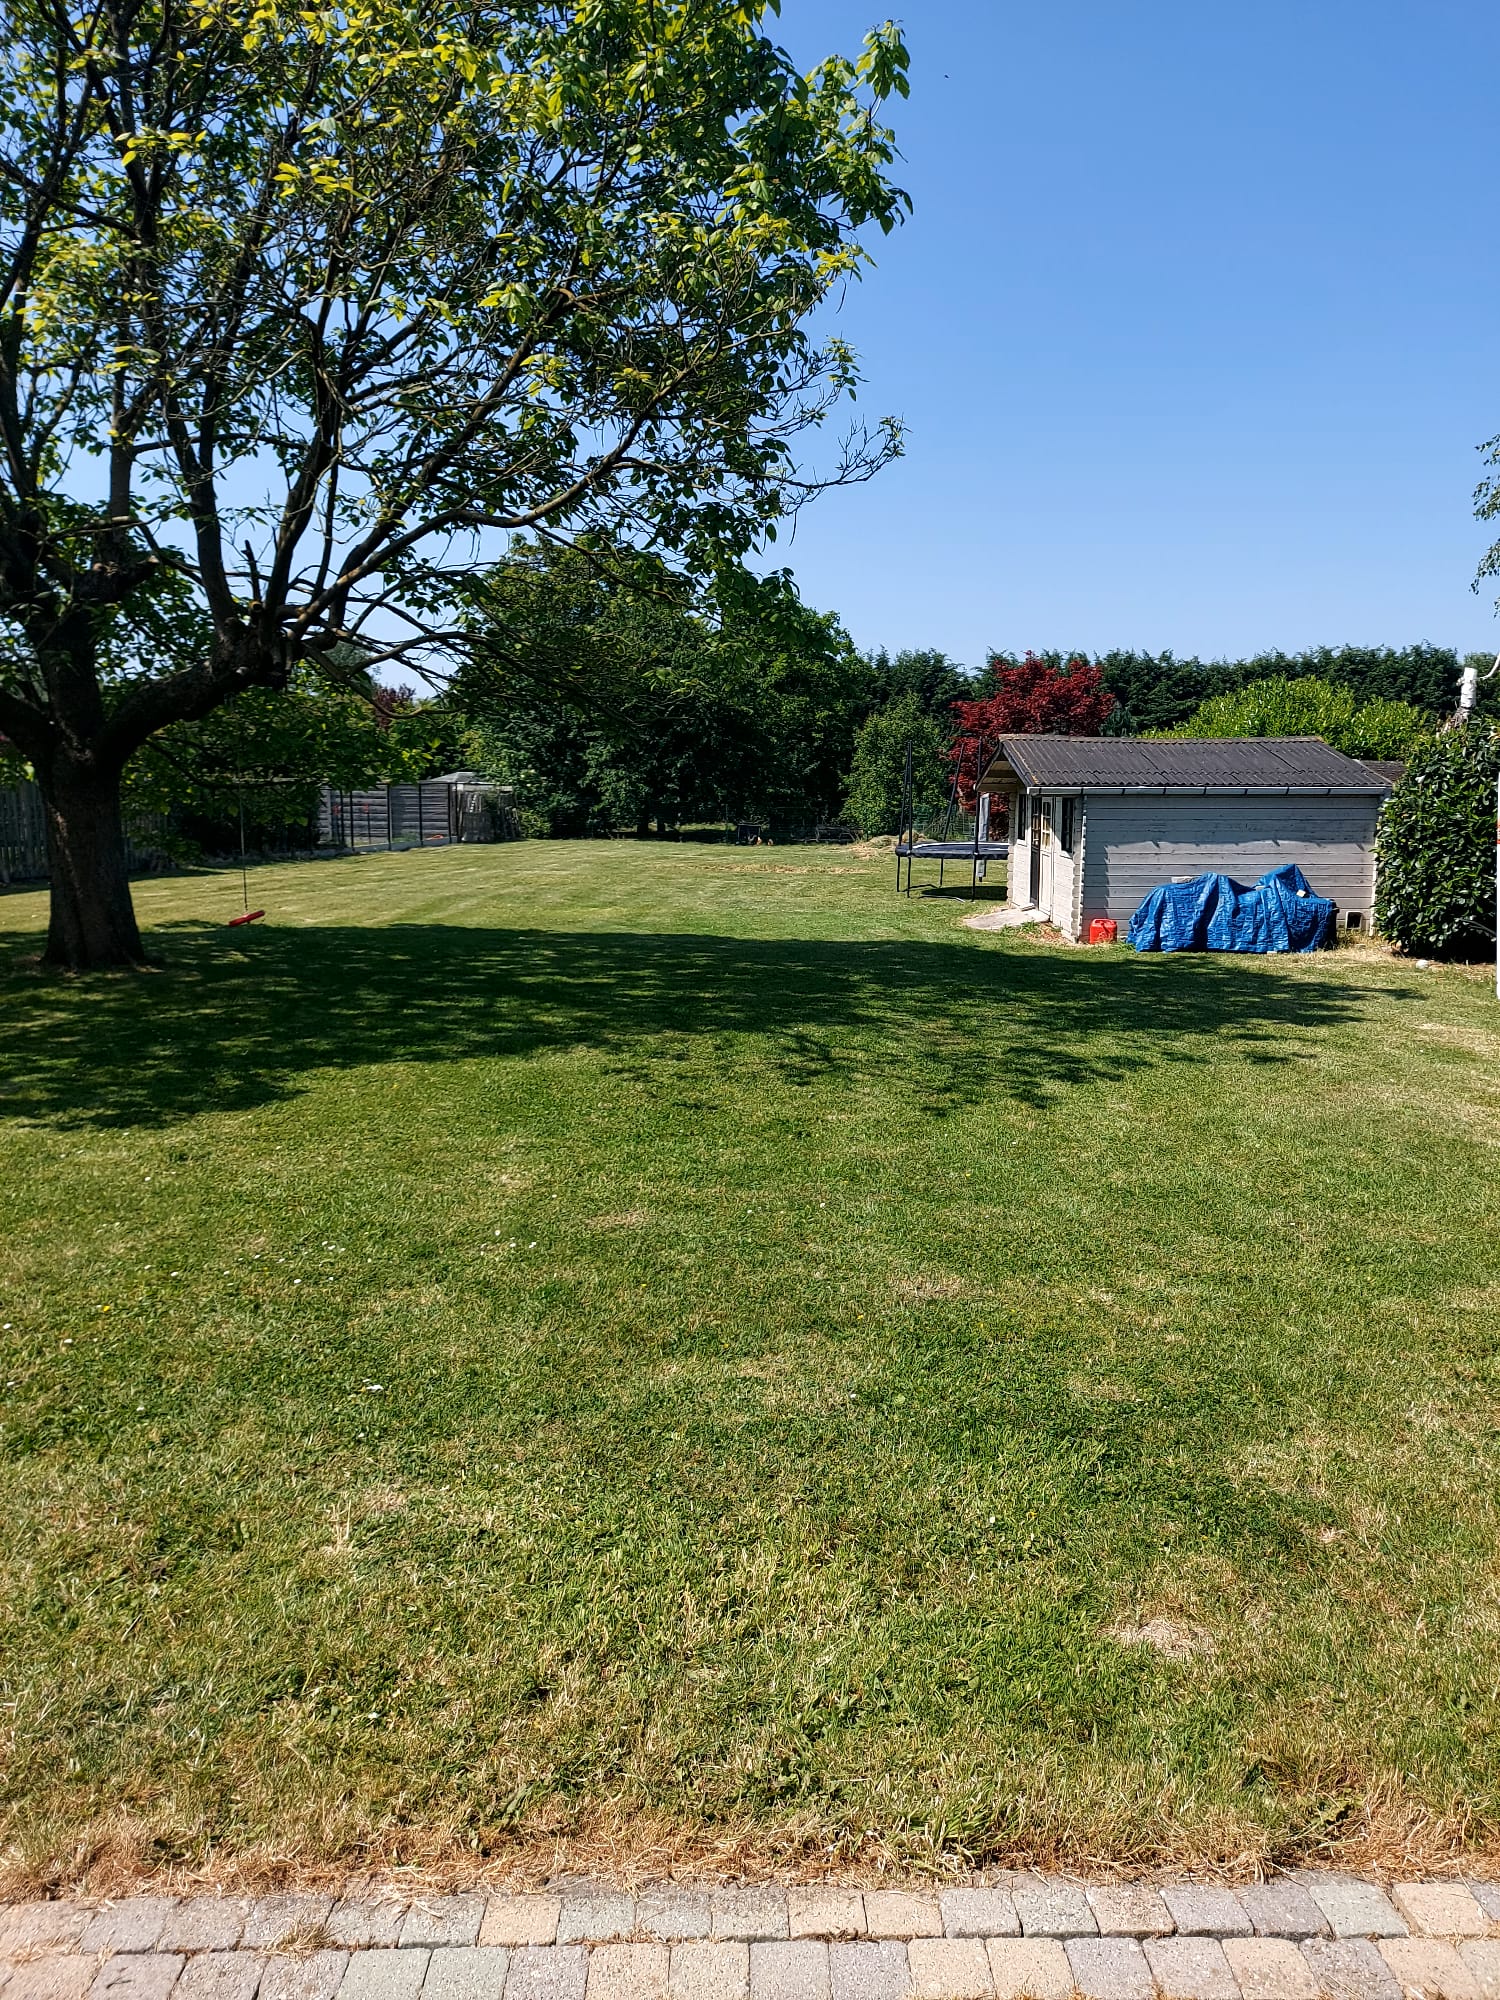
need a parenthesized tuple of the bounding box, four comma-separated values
(6, 1794, 1499, 1904)
(1105, 1619, 1218, 1662)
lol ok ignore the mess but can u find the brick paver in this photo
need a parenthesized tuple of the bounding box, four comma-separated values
(1012, 1880, 1095, 1938)
(1305, 1883, 1408, 1942)
(89, 1955, 184, 2000)
(422, 1947, 510, 2000)
(175, 1954, 264, 2000)
(748, 1941, 830, 1999)
(1, 1908, 89, 1955)
(1459, 1944, 1500, 2000)
(396, 1902, 483, 1952)
(334, 1953, 424, 2000)
(826, 1942, 909, 2000)
(241, 1904, 335, 1954)
(1378, 1940, 1482, 1999)
(1088, 1889, 1173, 1938)
(503, 1949, 588, 2000)
(667, 1942, 748, 2000)
(906, 1936, 993, 1996)
(1067, 1937, 1154, 2000)
(1303, 1937, 1404, 1999)
(787, 1895, 864, 1943)
(5, 1959, 97, 2000)
(635, 1893, 711, 1943)
(1224, 1937, 1320, 2000)
(1239, 1883, 1329, 1940)
(1158, 1889, 1250, 1939)
(712, 1894, 788, 1944)
(324, 1904, 407, 1952)
(584, 1944, 669, 1999)
(15, 1874, 1500, 2000)
(555, 1900, 634, 1950)
(82, 1906, 177, 1956)
(939, 1892, 1017, 1941)
(1142, 1935, 1237, 1999)
(477, 1901, 560, 1950)
(863, 1896, 940, 1941)
(984, 1940, 1073, 2000)
(159, 1907, 252, 1956)
(261, 1953, 350, 2000)
(1391, 1891, 1491, 1941)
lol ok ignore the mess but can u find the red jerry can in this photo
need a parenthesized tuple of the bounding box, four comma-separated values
(1088, 917, 1119, 945)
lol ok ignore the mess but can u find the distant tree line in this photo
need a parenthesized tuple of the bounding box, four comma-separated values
(14, 577, 1489, 853)
(837, 644, 1486, 838)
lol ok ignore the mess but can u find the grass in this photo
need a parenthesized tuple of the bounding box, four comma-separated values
(1, 840, 1499, 1889)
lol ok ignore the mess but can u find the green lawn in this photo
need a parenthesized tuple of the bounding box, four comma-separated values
(2, 841, 1498, 1885)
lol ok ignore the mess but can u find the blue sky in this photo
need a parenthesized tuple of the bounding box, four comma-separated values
(768, 0, 1500, 673)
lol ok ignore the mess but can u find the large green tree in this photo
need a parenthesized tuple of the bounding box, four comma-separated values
(460, 541, 867, 836)
(864, 646, 973, 717)
(841, 689, 946, 837)
(0, 0, 908, 966)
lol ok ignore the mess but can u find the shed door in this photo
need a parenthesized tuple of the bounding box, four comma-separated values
(1031, 795, 1056, 909)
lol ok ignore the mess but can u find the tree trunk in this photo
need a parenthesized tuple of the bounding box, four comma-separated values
(39, 757, 146, 970)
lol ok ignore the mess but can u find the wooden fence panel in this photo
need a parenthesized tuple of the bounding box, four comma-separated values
(0, 781, 172, 885)
(0, 782, 47, 883)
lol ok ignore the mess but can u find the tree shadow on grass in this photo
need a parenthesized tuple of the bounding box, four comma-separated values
(0, 921, 1401, 1129)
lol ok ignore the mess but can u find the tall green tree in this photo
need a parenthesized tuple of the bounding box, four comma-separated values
(459, 544, 867, 837)
(124, 672, 452, 838)
(841, 690, 946, 837)
(0, 0, 908, 966)
(864, 646, 973, 717)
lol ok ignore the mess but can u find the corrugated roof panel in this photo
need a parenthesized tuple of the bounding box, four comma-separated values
(992, 735, 1389, 792)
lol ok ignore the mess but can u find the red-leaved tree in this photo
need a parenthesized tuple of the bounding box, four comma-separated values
(949, 652, 1116, 807)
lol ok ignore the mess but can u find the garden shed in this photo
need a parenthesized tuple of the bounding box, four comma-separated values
(979, 735, 1392, 941)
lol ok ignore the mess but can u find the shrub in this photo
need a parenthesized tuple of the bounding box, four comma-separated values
(1161, 675, 1433, 759)
(1374, 723, 1500, 958)
(842, 693, 948, 837)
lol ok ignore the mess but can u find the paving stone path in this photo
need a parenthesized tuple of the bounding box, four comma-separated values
(5, 1877, 1500, 2000)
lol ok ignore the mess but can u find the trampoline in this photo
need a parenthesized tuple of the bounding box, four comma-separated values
(897, 838, 1011, 861)
(895, 735, 1006, 897)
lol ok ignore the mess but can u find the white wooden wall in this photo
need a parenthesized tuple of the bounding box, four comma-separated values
(1079, 793, 1381, 929)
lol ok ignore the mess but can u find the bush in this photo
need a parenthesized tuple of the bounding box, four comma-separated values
(1374, 723, 1500, 957)
(842, 693, 948, 837)
(1160, 675, 1433, 759)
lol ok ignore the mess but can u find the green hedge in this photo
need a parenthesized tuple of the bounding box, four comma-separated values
(1374, 723, 1500, 958)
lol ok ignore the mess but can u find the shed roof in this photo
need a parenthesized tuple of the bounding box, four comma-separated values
(982, 735, 1391, 794)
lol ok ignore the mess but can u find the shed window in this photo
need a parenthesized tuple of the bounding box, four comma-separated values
(1016, 794, 1030, 839)
(1058, 798, 1077, 854)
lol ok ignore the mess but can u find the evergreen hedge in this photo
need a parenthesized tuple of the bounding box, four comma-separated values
(1374, 723, 1500, 958)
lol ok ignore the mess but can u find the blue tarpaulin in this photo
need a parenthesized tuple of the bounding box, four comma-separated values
(1128, 864, 1337, 955)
